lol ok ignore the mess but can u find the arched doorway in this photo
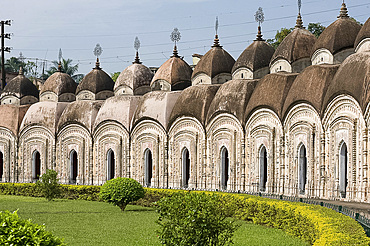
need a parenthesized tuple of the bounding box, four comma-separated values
(32, 150, 41, 180)
(144, 149, 153, 187)
(107, 149, 115, 180)
(220, 147, 229, 190)
(259, 146, 267, 192)
(299, 145, 307, 194)
(182, 148, 190, 188)
(70, 150, 78, 184)
(0, 152, 3, 181)
(339, 142, 348, 198)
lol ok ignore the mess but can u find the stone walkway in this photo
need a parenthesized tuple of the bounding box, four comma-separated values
(310, 198, 370, 219)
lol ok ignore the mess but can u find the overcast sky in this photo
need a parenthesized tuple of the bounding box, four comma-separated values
(1, 0, 369, 76)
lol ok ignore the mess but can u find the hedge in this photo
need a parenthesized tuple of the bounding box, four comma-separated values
(0, 183, 369, 245)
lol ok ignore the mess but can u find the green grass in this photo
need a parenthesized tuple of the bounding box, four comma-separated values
(0, 195, 308, 246)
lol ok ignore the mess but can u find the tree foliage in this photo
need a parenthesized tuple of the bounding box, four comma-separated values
(267, 27, 293, 49)
(111, 72, 120, 82)
(156, 192, 240, 246)
(0, 57, 37, 77)
(46, 58, 84, 83)
(308, 22, 326, 38)
(99, 177, 145, 211)
(36, 169, 61, 201)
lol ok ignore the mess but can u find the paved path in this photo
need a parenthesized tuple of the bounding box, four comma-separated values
(310, 198, 370, 219)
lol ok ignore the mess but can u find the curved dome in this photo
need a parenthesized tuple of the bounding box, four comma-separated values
(245, 73, 297, 120)
(206, 79, 258, 125)
(151, 49, 192, 91)
(57, 100, 103, 132)
(355, 17, 370, 51)
(76, 60, 114, 96)
(271, 28, 316, 65)
(322, 52, 370, 114)
(20, 102, 69, 133)
(94, 95, 141, 131)
(0, 104, 30, 135)
(282, 64, 339, 119)
(169, 84, 220, 127)
(192, 36, 235, 80)
(41, 70, 77, 97)
(1, 69, 39, 100)
(132, 91, 181, 130)
(114, 63, 153, 95)
(232, 39, 275, 74)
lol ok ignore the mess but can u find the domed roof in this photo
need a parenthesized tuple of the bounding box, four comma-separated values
(270, 28, 316, 65)
(0, 104, 30, 135)
(206, 79, 258, 125)
(20, 102, 69, 133)
(76, 59, 114, 95)
(169, 84, 220, 127)
(355, 17, 370, 49)
(245, 73, 297, 120)
(1, 68, 39, 99)
(114, 61, 153, 95)
(41, 67, 77, 96)
(94, 95, 141, 131)
(151, 47, 192, 89)
(322, 52, 370, 114)
(312, 3, 361, 55)
(282, 64, 339, 119)
(232, 33, 275, 73)
(132, 91, 181, 130)
(57, 100, 103, 132)
(192, 35, 235, 79)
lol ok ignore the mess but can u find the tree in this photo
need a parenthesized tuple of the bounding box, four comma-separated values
(267, 27, 293, 49)
(46, 58, 83, 83)
(111, 72, 120, 82)
(99, 177, 145, 211)
(36, 169, 61, 201)
(308, 22, 326, 38)
(156, 192, 240, 246)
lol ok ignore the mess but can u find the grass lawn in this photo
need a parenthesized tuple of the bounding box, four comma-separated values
(0, 195, 308, 246)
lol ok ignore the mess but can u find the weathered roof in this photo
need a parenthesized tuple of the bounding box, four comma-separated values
(132, 91, 181, 130)
(282, 64, 339, 119)
(271, 28, 316, 65)
(114, 63, 153, 95)
(206, 79, 259, 125)
(76, 61, 114, 95)
(169, 84, 220, 127)
(0, 104, 30, 136)
(94, 95, 141, 132)
(192, 36, 235, 79)
(1, 71, 39, 99)
(41, 71, 77, 96)
(245, 73, 297, 120)
(355, 17, 370, 49)
(57, 100, 103, 132)
(322, 52, 370, 114)
(232, 40, 275, 73)
(20, 102, 69, 133)
(151, 56, 192, 87)
(312, 18, 361, 55)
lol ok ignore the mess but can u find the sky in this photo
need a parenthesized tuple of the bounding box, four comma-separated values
(0, 0, 369, 76)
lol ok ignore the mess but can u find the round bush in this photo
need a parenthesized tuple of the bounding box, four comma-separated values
(99, 177, 145, 211)
(0, 210, 64, 245)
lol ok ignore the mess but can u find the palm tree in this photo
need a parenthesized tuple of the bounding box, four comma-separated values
(46, 58, 83, 83)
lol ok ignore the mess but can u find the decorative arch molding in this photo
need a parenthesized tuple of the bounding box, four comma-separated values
(206, 113, 244, 191)
(258, 145, 268, 192)
(0, 127, 17, 182)
(168, 116, 205, 189)
(106, 148, 115, 181)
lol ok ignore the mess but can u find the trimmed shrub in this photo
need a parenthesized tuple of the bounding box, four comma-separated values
(156, 192, 240, 246)
(0, 210, 65, 245)
(99, 177, 145, 211)
(36, 169, 61, 201)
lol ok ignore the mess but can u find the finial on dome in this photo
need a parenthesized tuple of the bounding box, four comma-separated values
(338, 1, 349, 18)
(58, 61, 62, 72)
(170, 28, 181, 57)
(295, 0, 304, 29)
(133, 36, 142, 64)
(19, 67, 24, 75)
(255, 7, 265, 41)
(93, 43, 103, 69)
(58, 48, 62, 63)
(212, 16, 222, 47)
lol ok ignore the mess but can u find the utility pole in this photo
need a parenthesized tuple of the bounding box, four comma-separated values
(1, 20, 12, 90)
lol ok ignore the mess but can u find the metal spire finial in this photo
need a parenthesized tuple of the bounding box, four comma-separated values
(255, 7, 265, 41)
(58, 61, 62, 72)
(93, 43, 103, 69)
(58, 48, 62, 62)
(295, 0, 304, 29)
(298, 0, 302, 14)
(133, 36, 142, 64)
(213, 16, 221, 47)
(19, 67, 24, 76)
(170, 28, 181, 57)
(215, 16, 219, 35)
(338, 1, 349, 18)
